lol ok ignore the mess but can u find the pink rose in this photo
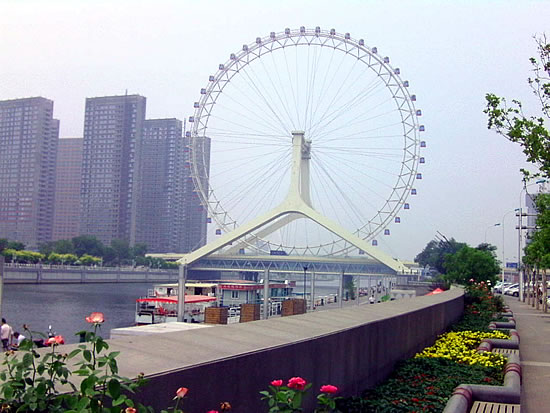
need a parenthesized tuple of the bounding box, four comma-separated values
(85, 312, 105, 324)
(287, 377, 307, 390)
(46, 335, 65, 346)
(320, 384, 339, 394)
(206, 411, 219, 413)
(271, 379, 283, 387)
(175, 387, 188, 398)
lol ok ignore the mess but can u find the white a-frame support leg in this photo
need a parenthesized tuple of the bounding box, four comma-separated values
(179, 131, 406, 274)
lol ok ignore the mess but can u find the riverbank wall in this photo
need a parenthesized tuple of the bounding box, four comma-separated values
(108, 288, 464, 412)
(1, 263, 178, 284)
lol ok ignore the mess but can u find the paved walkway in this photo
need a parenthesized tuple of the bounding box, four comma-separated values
(503, 295, 550, 413)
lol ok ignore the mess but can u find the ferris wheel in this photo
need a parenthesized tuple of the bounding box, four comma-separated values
(188, 27, 425, 257)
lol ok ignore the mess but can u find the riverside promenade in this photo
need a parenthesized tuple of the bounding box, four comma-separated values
(503, 296, 550, 413)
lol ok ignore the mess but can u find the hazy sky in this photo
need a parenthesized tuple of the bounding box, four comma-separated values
(1, 0, 549, 262)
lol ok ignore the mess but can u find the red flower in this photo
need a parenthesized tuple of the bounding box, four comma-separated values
(175, 387, 188, 398)
(206, 411, 219, 413)
(320, 384, 339, 394)
(411, 397, 420, 402)
(287, 377, 307, 390)
(125, 408, 137, 413)
(46, 335, 65, 346)
(85, 312, 105, 324)
(271, 379, 283, 387)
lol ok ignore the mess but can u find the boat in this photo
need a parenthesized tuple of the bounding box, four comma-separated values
(135, 279, 296, 324)
(135, 294, 217, 325)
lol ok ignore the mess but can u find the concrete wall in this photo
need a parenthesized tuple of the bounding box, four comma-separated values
(105, 288, 463, 412)
(2, 265, 177, 284)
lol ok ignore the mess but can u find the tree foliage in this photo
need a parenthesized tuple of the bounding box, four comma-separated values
(485, 35, 550, 180)
(415, 238, 467, 274)
(523, 193, 550, 270)
(443, 245, 500, 286)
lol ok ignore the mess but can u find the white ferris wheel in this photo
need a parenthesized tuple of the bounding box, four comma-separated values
(187, 26, 425, 259)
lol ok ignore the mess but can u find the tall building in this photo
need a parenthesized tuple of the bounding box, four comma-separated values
(134, 120, 210, 253)
(80, 95, 146, 245)
(0, 97, 59, 248)
(184, 135, 210, 251)
(52, 138, 83, 241)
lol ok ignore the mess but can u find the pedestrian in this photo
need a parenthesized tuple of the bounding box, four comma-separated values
(11, 331, 25, 350)
(1, 318, 13, 351)
(369, 295, 375, 304)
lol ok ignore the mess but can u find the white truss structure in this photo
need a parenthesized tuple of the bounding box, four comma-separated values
(179, 131, 406, 273)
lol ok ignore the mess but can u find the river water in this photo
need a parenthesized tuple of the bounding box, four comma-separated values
(1, 281, 354, 343)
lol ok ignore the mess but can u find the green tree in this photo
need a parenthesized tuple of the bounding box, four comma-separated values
(443, 245, 500, 286)
(78, 254, 102, 266)
(131, 243, 147, 258)
(110, 239, 131, 265)
(415, 238, 467, 274)
(485, 35, 550, 180)
(71, 235, 105, 258)
(6, 241, 25, 251)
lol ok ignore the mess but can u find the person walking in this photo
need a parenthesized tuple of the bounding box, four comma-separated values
(1, 318, 13, 351)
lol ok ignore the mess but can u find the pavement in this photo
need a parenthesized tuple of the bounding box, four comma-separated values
(503, 295, 550, 413)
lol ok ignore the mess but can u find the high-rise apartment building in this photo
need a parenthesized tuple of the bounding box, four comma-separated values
(0, 97, 59, 248)
(134, 120, 210, 253)
(80, 95, 146, 245)
(184, 135, 210, 252)
(52, 138, 83, 241)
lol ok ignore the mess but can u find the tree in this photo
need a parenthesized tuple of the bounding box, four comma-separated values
(485, 35, 550, 180)
(131, 243, 147, 258)
(72, 235, 104, 258)
(443, 245, 500, 286)
(110, 239, 131, 265)
(415, 238, 467, 274)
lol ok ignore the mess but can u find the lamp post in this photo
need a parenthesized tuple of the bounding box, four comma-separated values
(303, 266, 308, 305)
(501, 209, 520, 285)
(484, 223, 500, 243)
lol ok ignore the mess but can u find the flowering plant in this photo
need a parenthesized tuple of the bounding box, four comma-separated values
(0, 313, 149, 412)
(261, 377, 340, 412)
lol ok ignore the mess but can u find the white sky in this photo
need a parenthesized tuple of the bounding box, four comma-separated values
(1, 0, 549, 262)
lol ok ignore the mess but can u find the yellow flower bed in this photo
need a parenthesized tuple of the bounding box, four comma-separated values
(415, 330, 508, 368)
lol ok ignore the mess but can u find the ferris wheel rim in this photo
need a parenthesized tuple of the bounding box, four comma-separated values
(189, 27, 422, 256)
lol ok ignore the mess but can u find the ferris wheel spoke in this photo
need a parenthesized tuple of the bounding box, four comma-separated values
(213, 100, 290, 138)
(309, 62, 380, 138)
(311, 86, 393, 140)
(313, 152, 392, 208)
(211, 147, 289, 185)
(307, 47, 351, 132)
(311, 155, 377, 227)
(319, 128, 403, 143)
(316, 148, 402, 183)
(233, 158, 289, 225)
(217, 80, 291, 136)
(257, 54, 298, 131)
(314, 107, 400, 142)
(317, 146, 403, 161)
(239, 62, 293, 134)
(216, 149, 290, 208)
(307, 55, 360, 136)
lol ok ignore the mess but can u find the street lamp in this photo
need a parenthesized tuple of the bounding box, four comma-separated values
(501, 209, 520, 285)
(484, 223, 500, 243)
(303, 266, 308, 304)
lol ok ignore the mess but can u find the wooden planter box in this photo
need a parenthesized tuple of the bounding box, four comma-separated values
(205, 306, 228, 324)
(240, 303, 260, 323)
(282, 299, 307, 316)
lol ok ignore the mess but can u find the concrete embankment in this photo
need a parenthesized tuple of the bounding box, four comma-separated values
(104, 288, 463, 412)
